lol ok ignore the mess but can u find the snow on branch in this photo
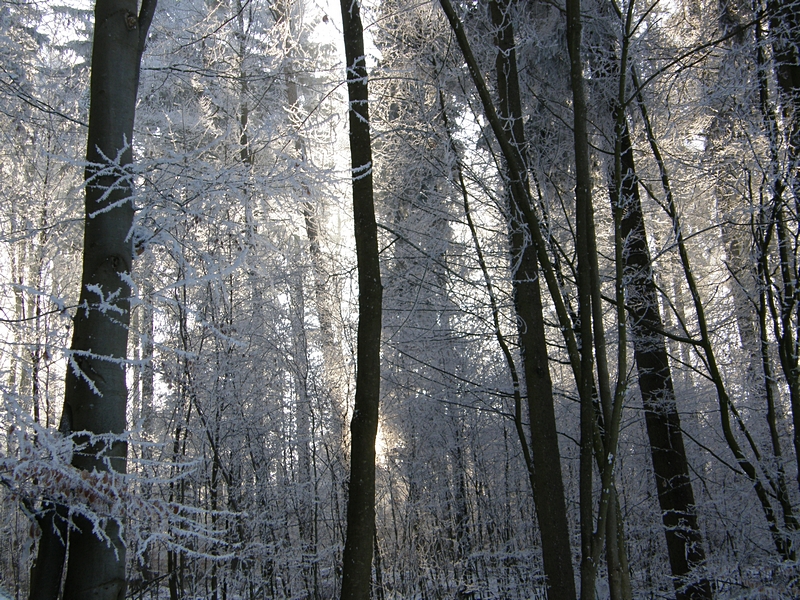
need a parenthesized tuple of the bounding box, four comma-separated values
(85, 138, 139, 219)
(351, 161, 372, 181)
(0, 397, 238, 562)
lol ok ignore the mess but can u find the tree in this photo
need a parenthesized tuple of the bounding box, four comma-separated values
(28, 2, 157, 598)
(339, 0, 383, 598)
(594, 4, 711, 594)
(3, 0, 800, 597)
(613, 103, 711, 600)
(487, 1, 576, 597)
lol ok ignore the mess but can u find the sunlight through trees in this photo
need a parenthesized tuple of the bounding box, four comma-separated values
(0, 0, 799, 598)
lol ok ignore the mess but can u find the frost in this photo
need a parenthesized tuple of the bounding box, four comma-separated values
(0, 398, 236, 563)
(351, 161, 372, 181)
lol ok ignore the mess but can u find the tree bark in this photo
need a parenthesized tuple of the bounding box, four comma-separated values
(489, 2, 577, 598)
(28, 2, 156, 599)
(339, 1, 383, 598)
(613, 115, 711, 599)
(766, 0, 800, 499)
(563, 0, 604, 594)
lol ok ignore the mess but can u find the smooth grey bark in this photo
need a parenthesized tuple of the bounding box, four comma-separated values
(339, 1, 382, 598)
(28, 503, 68, 600)
(28, 2, 156, 599)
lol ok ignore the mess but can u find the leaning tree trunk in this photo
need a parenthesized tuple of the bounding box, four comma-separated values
(488, 1, 577, 598)
(339, 1, 383, 599)
(633, 62, 794, 561)
(613, 114, 711, 599)
(28, 2, 156, 599)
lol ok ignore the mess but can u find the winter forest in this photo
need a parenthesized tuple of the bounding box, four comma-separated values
(0, 0, 799, 598)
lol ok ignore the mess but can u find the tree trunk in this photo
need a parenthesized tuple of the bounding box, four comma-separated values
(767, 0, 800, 499)
(339, 1, 383, 598)
(633, 64, 794, 562)
(28, 2, 156, 599)
(605, 488, 632, 600)
(489, 2, 576, 598)
(564, 0, 603, 595)
(613, 116, 711, 599)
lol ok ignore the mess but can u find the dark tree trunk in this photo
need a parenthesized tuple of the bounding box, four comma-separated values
(489, 2, 576, 598)
(563, 0, 602, 595)
(28, 504, 68, 600)
(28, 2, 156, 599)
(767, 0, 800, 498)
(339, 1, 383, 599)
(614, 118, 711, 599)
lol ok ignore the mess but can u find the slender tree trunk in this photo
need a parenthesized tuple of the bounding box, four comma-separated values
(767, 0, 800, 498)
(605, 488, 631, 600)
(488, 2, 576, 598)
(613, 115, 711, 599)
(288, 272, 316, 594)
(563, 0, 604, 594)
(633, 63, 794, 562)
(339, 1, 382, 598)
(303, 200, 350, 454)
(28, 2, 156, 599)
(437, 3, 628, 595)
(280, 5, 350, 474)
